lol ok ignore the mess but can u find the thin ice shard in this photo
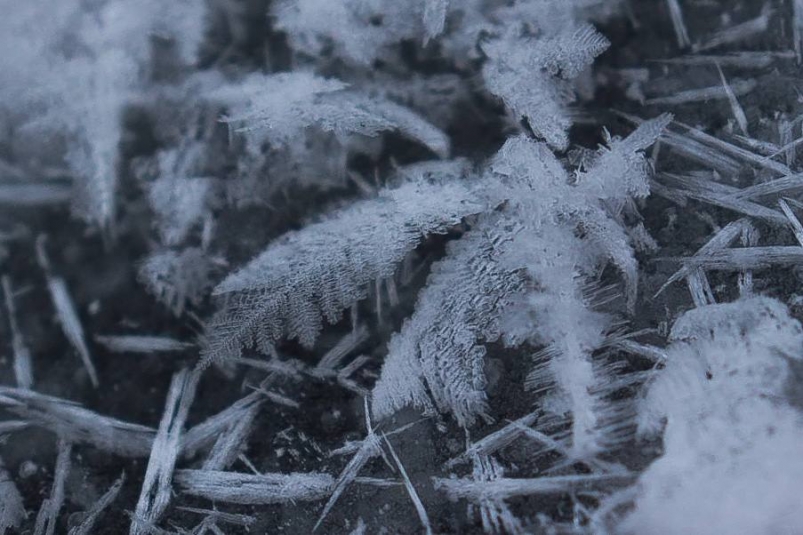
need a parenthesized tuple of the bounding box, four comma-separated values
(445, 413, 538, 468)
(694, 7, 772, 52)
(68, 473, 125, 535)
(715, 63, 748, 134)
(36, 236, 99, 387)
(665, 0, 691, 48)
(1, 276, 33, 389)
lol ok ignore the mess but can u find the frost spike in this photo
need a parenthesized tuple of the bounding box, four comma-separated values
(36, 235, 99, 388)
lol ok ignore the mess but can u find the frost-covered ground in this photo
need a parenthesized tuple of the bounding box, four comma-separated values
(1, 0, 803, 534)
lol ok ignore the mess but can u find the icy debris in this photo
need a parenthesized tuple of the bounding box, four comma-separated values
(33, 439, 71, 535)
(131, 367, 200, 535)
(35, 235, 99, 387)
(94, 335, 194, 354)
(469, 455, 525, 535)
(0, 387, 155, 456)
(0, 457, 25, 535)
(68, 472, 125, 535)
(1, 276, 33, 389)
(175, 469, 334, 505)
(624, 113, 792, 175)
(656, 173, 787, 223)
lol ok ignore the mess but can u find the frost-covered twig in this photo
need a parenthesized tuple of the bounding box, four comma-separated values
(1, 276, 33, 389)
(666, 246, 803, 270)
(435, 473, 634, 501)
(36, 235, 98, 387)
(175, 470, 334, 505)
(0, 387, 155, 456)
(131, 368, 200, 535)
(645, 78, 756, 106)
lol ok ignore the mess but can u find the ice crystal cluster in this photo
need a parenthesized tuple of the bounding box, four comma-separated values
(2, 0, 803, 533)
